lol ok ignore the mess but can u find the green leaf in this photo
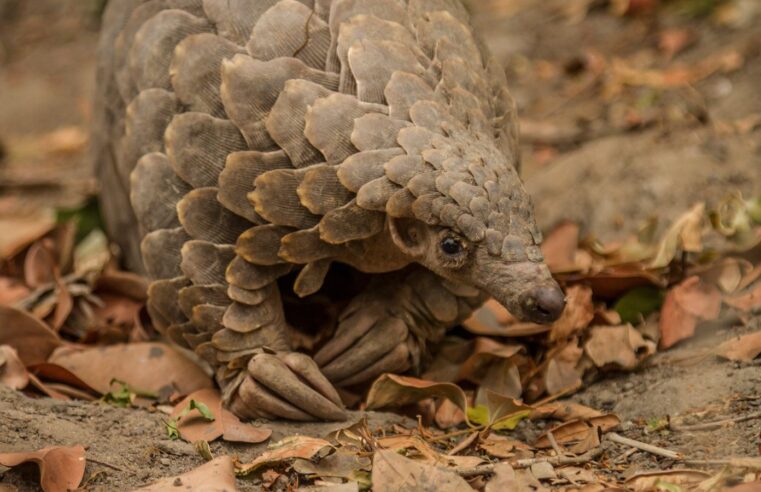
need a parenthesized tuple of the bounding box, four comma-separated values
(101, 379, 157, 408)
(654, 480, 682, 492)
(492, 410, 532, 430)
(466, 405, 490, 426)
(166, 418, 180, 440)
(166, 399, 216, 440)
(614, 286, 665, 324)
(56, 198, 104, 242)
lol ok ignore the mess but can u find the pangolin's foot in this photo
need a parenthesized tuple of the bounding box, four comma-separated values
(313, 307, 418, 387)
(229, 351, 347, 421)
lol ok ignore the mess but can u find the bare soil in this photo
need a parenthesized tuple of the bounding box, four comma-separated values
(0, 0, 759, 489)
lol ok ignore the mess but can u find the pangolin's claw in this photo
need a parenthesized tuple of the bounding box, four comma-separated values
(317, 313, 414, 386)
(233, 352, 347, 421)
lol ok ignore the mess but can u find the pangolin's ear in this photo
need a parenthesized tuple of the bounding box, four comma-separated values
(389, 217, 428, 259)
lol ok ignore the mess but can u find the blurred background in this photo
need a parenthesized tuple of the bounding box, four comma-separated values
(0, 0, 759, 244)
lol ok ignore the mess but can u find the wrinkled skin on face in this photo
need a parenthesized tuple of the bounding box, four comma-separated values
(388, 217, 566, 324)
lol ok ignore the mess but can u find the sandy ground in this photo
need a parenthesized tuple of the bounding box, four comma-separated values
(0, 0, 759, 489)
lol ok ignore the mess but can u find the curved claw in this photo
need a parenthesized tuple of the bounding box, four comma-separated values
(246, 353, 347, 421)
(319, 317, 410, 383)
(335, 343, 411, 387)
(313, 309, 378, 366)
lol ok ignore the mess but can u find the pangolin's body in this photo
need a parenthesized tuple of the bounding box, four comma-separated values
(95, 0, 565, 421)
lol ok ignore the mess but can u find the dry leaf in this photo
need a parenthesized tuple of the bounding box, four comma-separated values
(659, 276, 722, 349)
(365, 374, 468, 417)
(0, 305, 62, 365)
(170, 389, 271, 444)
(531, 401, 604, 421)
(724, 283, 761, 312)
(535, 415, 620, 448)
(0, 209, 57, 259)
(478, 434, 532, 459)
(541, 222, 581, 272)
(715, 331, 761, 362)
(549, 285, 594, 342)
(650, 203, 705, 268)
(371, 449, 471, 492)
(0, 446, 86, 492)
(46, 342, 213, 395)
(0, 345, 29, 390)
(292, 450, 371, 485)
(434, 398, 466, 429)
(584, 325, 654, 369)
(236, 436, 333, 475)
(0, 277, 31, 306)
(625, 469, 710, 491)
(23, 241, 57, 288)
(457, 337, 525, 384)
(136, 455, 237, 492)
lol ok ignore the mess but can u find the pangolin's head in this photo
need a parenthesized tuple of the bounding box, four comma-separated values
(380, 107, 565, 324)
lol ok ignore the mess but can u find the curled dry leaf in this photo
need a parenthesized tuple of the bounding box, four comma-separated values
(371, 449, 471, 492)
(543, 342, 584, 395)
(531, 401, 604, 421)
(170, 389, 271, 444)
(534, 415, 620, 448)
(236, 436, 333, 475)
(136, 455, 237, 492)
(584, 324, 655, 369)
(650, 203, 705, 268)
(467, 390, 533, 430)
(0, 345, 30, 390)
(715, 331, 761, 362)
(365, 374, 468, 418)
(478, 434, 533, 459)
(376, 435, 483, 468)
(659, 275, 722, 349)
(0, 445, 86, 492)
(457, 337, 524, 384)
(0, 305, 61, 366)
(549, 285, 594, 342)
(46, 342, 213, 395)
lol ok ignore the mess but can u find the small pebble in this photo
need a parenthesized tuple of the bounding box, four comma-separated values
(173, 478, 183, 487)
(160, 457, 171, 466)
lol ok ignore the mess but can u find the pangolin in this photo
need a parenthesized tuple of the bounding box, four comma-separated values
(94, 0, 566, 421)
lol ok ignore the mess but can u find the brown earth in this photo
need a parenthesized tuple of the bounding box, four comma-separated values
(0, 0, 760, 489)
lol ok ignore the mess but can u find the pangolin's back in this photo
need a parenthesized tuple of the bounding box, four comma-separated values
(94, 0, 523, 357)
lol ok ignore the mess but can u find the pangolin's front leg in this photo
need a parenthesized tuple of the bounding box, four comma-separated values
(314, 267, 487, 386)
(206, 283, 346, 421)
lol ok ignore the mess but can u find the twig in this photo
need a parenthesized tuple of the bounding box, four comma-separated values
(546, 430, 564, 457)
(87, 457, 127, 472)
(613, 447, 638, 464)
(606, 433, 682, 460)
(454, 447, 604, 477)
(670, 411, 761, 432)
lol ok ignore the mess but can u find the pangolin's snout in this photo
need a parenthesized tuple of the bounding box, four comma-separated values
(520, 284, 566, 323)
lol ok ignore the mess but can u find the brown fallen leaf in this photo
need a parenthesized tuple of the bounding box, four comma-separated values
(478, 434, 533, 459)
(292, 450, 371, 486)
(0, 277, 31, 305)
(724, 282, 761, 312)
(434, 398, 466, 429)
(46, 342, 213, 395)
(541, 222, 581, 272)
(531, 401, 604, 421)
(136, 455, 237, 492)
(0, 445, 86, 492)
(534, 415, 620, 448)
(236, 436, 333, 475)
(0, 305, 62, 365)
(365, 374, 468, 418)
(549, 285, 594, 342)
(0, 345, 30, 390)
(626, 469, 711, 491)
(23, 241, 57, 288)
(457, 337, 524, 384)
(543, 342, 583, 395)
(0, 209, 57, 260)
(584, 325, 655, 369)
(715, 331, 761, 362)
(371, 449, 472, 492)
(170, 389, 271, 444)
(660, 276, 722, 349)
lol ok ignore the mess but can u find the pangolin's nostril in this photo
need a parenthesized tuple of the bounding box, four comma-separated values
(523, 285, 566, 323)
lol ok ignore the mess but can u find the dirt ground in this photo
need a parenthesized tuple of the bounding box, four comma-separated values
(0, 0, 760, 490)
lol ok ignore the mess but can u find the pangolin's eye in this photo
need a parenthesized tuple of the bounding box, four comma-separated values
(440, 237, 464, 256)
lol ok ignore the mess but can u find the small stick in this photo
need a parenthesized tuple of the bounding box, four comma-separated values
(606, 433, 682, 460)
(670, 411, 761, 432)
(613, 447, 638, 464)
(546, 430, 564, 457)
(88, 457, 127, 472)
(454, 447, 604, 477)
